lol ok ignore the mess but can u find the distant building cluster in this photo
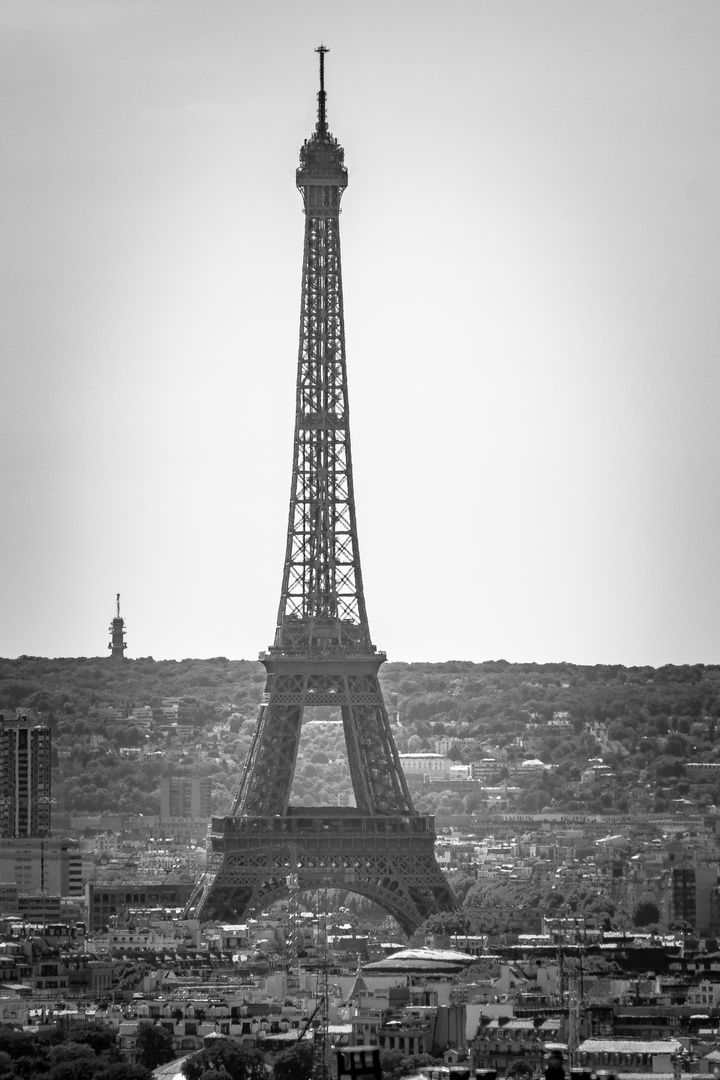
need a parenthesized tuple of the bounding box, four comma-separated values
(1, 695, 720, 1074)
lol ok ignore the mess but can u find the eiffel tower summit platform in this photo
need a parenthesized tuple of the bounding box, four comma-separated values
(185, 48, 457, 936)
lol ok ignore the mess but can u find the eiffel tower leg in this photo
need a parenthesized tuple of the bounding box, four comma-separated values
(231, 676, 304, 818)
(341, 672, 413, 814)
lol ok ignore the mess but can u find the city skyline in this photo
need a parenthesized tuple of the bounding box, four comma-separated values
(1, 2, 719, 666)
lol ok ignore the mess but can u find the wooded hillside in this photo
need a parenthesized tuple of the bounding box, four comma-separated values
(1, 656, 719, 818)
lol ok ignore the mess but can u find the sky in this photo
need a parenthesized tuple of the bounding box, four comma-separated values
(1, 0, 719, 667)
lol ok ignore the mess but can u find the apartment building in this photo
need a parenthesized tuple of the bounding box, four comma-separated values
(0, 714, 52, 837)
(160, 776, 212, 820)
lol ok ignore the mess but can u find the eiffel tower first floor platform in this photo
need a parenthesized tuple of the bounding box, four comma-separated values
(185, 806, 458, 937)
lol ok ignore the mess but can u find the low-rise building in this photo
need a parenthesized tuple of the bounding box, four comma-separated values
(576, 1037, 682, 1073)
(399, 754, 452, 779)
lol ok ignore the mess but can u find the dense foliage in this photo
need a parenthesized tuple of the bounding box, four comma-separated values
(182, 1039, 265, 1080)
(0, 1022, 151, 1080)
(272, 1040, 313, 1080)
(1, 656, 720, 818)
(135, 1021, 175, 1069)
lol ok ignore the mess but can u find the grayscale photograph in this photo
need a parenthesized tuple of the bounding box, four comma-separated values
(0, 4, 719, 1079)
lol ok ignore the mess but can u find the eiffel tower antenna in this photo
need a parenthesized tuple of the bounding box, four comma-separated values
(315, 44, 328, 135)
(185, 48, 456, 935)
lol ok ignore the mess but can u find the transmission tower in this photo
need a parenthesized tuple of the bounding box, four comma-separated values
(108, 593, 127, 659)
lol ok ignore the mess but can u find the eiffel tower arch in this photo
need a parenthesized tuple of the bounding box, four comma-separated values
(186, 48, 457, 936)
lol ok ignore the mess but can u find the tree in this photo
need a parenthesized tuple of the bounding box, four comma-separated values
(66, 1023, 119, 1058)
(653, 756, 684, 779)
(49, 1059, 98, 1080)
(49, 1043, 98, 1079)
(633, 900, 660, 928)
(135, 1022, 175, 1070)
(419, 910, 471, 936)
(273, 1040, 313, 1080)
(182, 1041, 265, 1080)
(507, 1064, 535, 1079)
(13, 1052, 50, 1080)
(450, 875, 476, 905)
(378, 1051, 404, 1080)
(664, 733, 689, 757)
(463, 792, 484, 814)
(0, 1029, 45, 1058)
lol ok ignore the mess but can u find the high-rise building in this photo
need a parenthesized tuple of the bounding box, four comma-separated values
(0, 714, 52, 838)
(671, 865, 696, 928)
(160, 777, 212, 820)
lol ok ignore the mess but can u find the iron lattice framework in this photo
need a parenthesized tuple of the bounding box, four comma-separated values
(186, 48, 456, 935)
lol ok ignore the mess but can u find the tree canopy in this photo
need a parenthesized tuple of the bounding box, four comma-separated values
(182, 1040, 265, 1080)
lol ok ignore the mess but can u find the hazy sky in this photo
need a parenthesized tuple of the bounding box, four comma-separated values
(1, 1, 719, 666)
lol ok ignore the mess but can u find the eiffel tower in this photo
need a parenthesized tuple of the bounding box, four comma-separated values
(186, 48, 457, 936)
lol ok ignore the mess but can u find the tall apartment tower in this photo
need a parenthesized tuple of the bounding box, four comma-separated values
(108, 593, 127, 659)
(0, 715, 52, 837)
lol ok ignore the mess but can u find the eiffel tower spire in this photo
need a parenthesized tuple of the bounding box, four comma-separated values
(315, 43, 328, 136)
(275, 43, 368, 656)
(185, 50, 457, 935)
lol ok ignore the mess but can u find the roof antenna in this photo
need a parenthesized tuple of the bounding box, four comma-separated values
(315, 44, 328, 135)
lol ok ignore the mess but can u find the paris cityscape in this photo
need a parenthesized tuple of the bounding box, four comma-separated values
(1, 4, 720, 1080)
